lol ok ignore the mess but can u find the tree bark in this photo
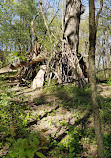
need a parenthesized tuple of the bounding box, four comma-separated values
(32, 65, 46, 89)
(62, 0, 87, 85)
(0, 54, 47, 75)
(89, 0, 104, 157)
(64, 0, 84, 52)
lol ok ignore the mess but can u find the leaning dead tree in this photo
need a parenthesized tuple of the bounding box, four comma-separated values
(0, 54, 47, 74)
(0, 0, 88, 89)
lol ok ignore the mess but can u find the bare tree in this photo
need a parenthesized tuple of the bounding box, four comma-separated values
(88, 0, 104, 157)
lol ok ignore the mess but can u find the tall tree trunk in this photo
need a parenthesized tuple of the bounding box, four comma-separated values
(62, 0, 87, 85)
(89, 0, 104, 157)
(64, 0, 83, 53)
(62, 0, 65, 54)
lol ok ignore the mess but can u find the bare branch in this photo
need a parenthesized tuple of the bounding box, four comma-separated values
(48, 7, 60, 27)
(96, 0, 103, 28)
(40, 0, 52, 42)
(96, 68, 111, 74)
(0, 55, 48, 75)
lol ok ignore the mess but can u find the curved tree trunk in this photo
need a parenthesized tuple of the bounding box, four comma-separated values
(61, 0, 87, 86)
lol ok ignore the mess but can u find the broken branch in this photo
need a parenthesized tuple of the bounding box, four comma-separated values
(0, 55, 48, 75)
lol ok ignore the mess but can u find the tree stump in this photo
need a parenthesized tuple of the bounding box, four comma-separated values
(32, 65, 46, 89)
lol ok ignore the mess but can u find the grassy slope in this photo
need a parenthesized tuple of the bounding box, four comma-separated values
(0, 77, 111, 158)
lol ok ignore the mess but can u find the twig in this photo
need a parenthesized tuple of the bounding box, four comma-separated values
(40, 0, 52, 42)
(96, 0, 103, 29)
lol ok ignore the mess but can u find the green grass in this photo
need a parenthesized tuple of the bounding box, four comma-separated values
(52, 84, 91, 110)
(45, 83, 111, 158)
(0, 79, 111, 158)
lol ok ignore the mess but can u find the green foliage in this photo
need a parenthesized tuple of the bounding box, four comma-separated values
(0, 91, 29, 137)
(36, 152, 47, 158)
(44, 80, 57, 94)
(0, 0, 62, 64)
(33, 97, 45, 105)
(99, 97, 111, 124)
(60, 121, 68, 127)
(0, 60, 3, 68)
(0, 0, 46, 64)
(0, 75, 111, 157)
(0, 83, 48, 157)
(103, 133, 111, 158)
(4, 133, 47, 158)
(51, 84, 91, 110)
(66, 127, 83, 158)
(107, 76, 111, 85)
(48, 127, 83, 158)
(48, 134, 58, 148)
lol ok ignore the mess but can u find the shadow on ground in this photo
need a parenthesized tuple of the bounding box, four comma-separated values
(0, 82, 111, 157)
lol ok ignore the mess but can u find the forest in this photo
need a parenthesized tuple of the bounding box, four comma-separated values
(0, 0, 111, 158)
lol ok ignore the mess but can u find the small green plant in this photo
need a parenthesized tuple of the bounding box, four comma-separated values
(103, 133, 111, 158)
(107, 76, 111, 85)
(33, 97, 44, 105)
(0, 91, 29, 137)
(5, 133, 48, 158)
(99, 97, 111, 124)
(44, 79, 57, 93)
(60, 121, 68, 126)
(67, 128, 82, 158)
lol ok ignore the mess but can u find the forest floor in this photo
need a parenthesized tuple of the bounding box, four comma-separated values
(0, 77, 111, 158)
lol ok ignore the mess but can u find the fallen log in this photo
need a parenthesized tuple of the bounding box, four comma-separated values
(11, 55, 47, 68)
(0, 66, 17, 75)
(0, 55, 48, 75)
